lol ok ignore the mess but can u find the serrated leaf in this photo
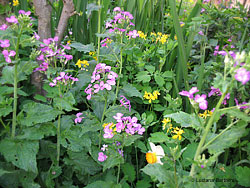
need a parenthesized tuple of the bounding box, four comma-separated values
(164, 112, 202, 130)
(145, 65, 155, 73)
(19, 102, 62, 126)
(136, 71, 151, 83)
(103, 154, 124, 171)
(122, 84, 143, 99)
(149, 132, 169, 143)
(235, 166, 250, 187)
(70, 42, 94, 52)
(0, 139, 39, 173)
(154, 74, 165, 87)
(16, 123, 56, 140)
(85, 181, 116, 188)
(136, 180, 151, 188)
(53, 92, 76, 111)
(207, 121, 248, 154)
(121, 163, 136, 182)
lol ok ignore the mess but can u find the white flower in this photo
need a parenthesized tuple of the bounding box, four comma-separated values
(146, 142, 165, 165)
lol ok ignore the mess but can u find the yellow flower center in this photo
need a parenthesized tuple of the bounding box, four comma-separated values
(146, 152, 157, 164)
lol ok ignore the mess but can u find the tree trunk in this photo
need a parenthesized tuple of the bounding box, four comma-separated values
(55, 0, 75, 44)
(32, 0, 52, 96)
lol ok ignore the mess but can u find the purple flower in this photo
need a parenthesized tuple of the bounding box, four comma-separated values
(74, 112, 84, 124)
(118, 149, 124, 157)
(2, 49, 16, 63)
(201, 165, 204, 168)
(195, 94, 208, 110)
(0, 39, 10, 48)
(200, 8, 205, 13)
(218, 51, 227, 56)
(98, 152, 107, 162)
(113, 7, 121, 12)
(64, 54, 73, 60)
(113, 113, 124, 122)
(179, 87, 199, 99)
(120, 95, 131, 111)
(33, 32, 40, 40)
(0, 24, 8, 30)
(123, 11, 134, 20)
(235, 68, 250, 85)
(103, 127, 114, 139)
(208, 87, 222, 97)
(128, 30, 139, 39)
(105, 21, 113, 28)
(19, 10, 31, 16)
(49, 79, 57, 87)
(198, 31, 204, 36)
(228, 38, 232, 42)
(6, 15, 18, 24)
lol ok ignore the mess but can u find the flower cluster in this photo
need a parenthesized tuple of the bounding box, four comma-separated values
(235, 68, 250, 85)
(89, 51, 97, 61)
(13, 0, 19, 6)
(75, 59, 89, 71)
(137, 31, 147, 39)
(84, 63, 118, 100)
(103, 113, 145, 139)
(98, 142, 124, 162)
(171, 127, 184, 140)
(49, 72, 78, 87)
(34, 36, 73, 72)
(179, 87, 208, 110)
(143, 90, 160, 103)
(120, 95, 131, 111)
(150, 32, 170, 44)
(98, 151, 107, 162)
(101, 37, 113, 47)
(199, 110, 213, 119)
(208, 87, 230, 105)
(0, 38, 16, 63)
(162, 118, 172, 131)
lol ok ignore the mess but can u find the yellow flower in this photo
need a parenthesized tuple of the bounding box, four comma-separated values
(146, 142, 165, 165)
(162, 118, 172, 131)
(172, 127, 184, 140)
(153, 90, 160, 99)
(143, 91, 151, 99)
(13, 0, 19, 6)
(89, 51, 95, 56)
(138, 31, 147, 39)
(157, 32, 162, 36)
(174, 35, 177, 40)
(75, 60, 89, 68)
(180, 23, 185, 27)
(67, 40, 71, 45)
(150, 32, 156, 37)
(199, 110, 213, 119)
(162, 118, 171, 125)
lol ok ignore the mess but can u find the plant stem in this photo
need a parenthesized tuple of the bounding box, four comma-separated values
(0, 117, 6, 129)
(190, 83, 231, 177)
(56, 114, 61, 166)
(99, 95, 108, 148)
(135, 146, 139, 181)
(202, 120, 238, 151)
(97, 0, 101, 62)
(117, 163, 120, 184)
(174, 159, 178, 188)
(11, 24, 23, 139)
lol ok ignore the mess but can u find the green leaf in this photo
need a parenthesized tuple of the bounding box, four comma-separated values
(85, 181, 116, 188)
(164, 112, 202, 130)
(121, 163, 136, 182)
(70, 42, 94, 52)
(0, 139, 39, 173)
(16, 123, 56, 140)
(207, 121, 248, 154)
(123, 135, 142, 147)
(136, 71, 151, 83)
(103, 154, 124, 171)
(0, 96, 13, 117)
(121, 84, 143, 99)
(0, 169, 12, 176)
(154, 74, 165, 87)
(182, 143, 198, 167)
(33, 94, 47, 103)
(149, 132, 169, 143)
(145, 65, 155, 73)
(136, 180, 152, 188)
(53, 92, 76, 111)
(235, 166, 250, 187)
(153, 104, 166, 112)
(64, 150, 101, 176)
(220, 108, 250, 122)
(141, 164, 175, 185)
(19, 102, 62, 126)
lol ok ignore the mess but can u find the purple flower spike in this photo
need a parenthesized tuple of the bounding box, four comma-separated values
(120, 95, 131, 111)
(235, 68, 250, 85)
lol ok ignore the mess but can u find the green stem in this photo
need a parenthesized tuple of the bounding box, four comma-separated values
(135, 146, 139, 181)
(11, 24, 23, 139)
(189, 82, 232, 177)
(202, 120, 238, 151)
(117, 163, 120, 184)
(174, 159, 178, 188)
(97, 0, 101, 62)
(99, 95, 108, 148)
(56, 114, 61, 166)
(0, 117, 6, 129)
(114, 37, 123, 105)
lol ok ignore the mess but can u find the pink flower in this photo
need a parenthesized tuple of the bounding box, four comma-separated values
(34, 32, 40, 40)
(2, 49, 16, 63)
(101, 144, 108, 151)
(0, 24, 8, 30)
(120, 95, 131, 111)
(0, 39, 10, 48)
(113, 113, 124, 122)
(6, 15, 18, 24)
(179, 87, 199, 99)
(74, 112, 84, 124)
(19, 10, 31, 16)
(208, 87, 222, 97)
(113, 7, 121, 12)
(105, 21, 113, 28)
(198, 31, 204, 36)
(128, 30, 139, 39)
(235, 68, 250, 85)
(98, 152, 107, 162)
(49, 79, 57, 87)
(195, 94, 208, 110)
